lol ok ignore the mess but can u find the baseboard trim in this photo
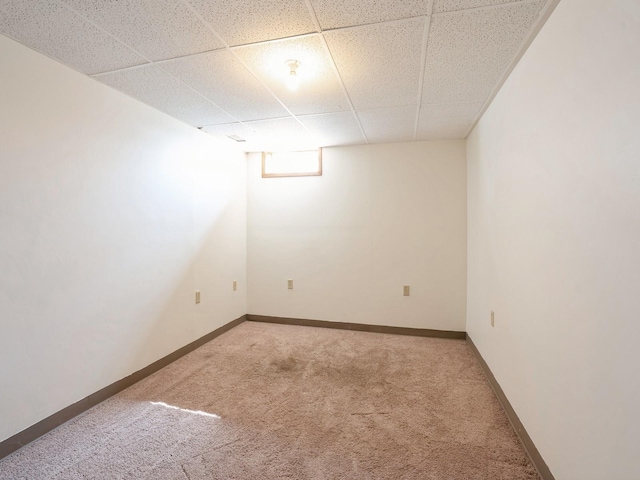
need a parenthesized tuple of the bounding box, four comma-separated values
(0, 314, 246, 461)
(466, 335, 555, 480)
(247, 314, 466, 339)
(1, 316, 553, 479)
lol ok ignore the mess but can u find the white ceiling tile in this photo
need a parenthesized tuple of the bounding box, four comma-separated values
(0, 0, 146, 74)
(417, 101, 483, 139)
(202, 122, 256, 149)
(61, 0, 225, 61)
(324, 18, 425, 110)
(233, 35, 350, 116)
(357, 106, 416, 144)
(299, 112, 365, 147)
(243, 117, 319, 151)
(311, 0, 432, 30)
(160, 50, 288, 122)
(433, 0, 520, 14)
(95, 65, 235, 126)
(202, 122, 254, 139)
(423, 0, 546, 103)
(205, 113, 365, 150)
(187, 0, 316, 47)
(0, 0, 554, 144)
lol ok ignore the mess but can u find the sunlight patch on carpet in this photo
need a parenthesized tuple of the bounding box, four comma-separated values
(150, 401, 221, 419)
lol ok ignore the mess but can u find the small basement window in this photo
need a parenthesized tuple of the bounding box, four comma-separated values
(262, 149, 322, 178)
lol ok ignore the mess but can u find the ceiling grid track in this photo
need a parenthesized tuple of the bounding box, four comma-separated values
(54, 0, 250, 129)
(92, 61, 156, 77)
(93, 32, 320, 78)
(229, 32, 319, 50)
(463, 0, 562, 138)
(413, 10, 432, 141)
(92, 2, 540, 81)
(323, 16, 432, 34)
(54, 0, 148, 72)
(0, 0, 559, 148)
(303, 0, 369, 144)
(435, 0, 546, 18)
(178, 0, 316, 137)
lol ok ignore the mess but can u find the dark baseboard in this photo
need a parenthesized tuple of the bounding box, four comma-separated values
(0, 314, 246, 461)
(247, 314, 466, 340)
(1, 315, 553, 480)
(466, 335, 555, 480)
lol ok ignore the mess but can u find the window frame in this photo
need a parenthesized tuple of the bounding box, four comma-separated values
(261, 148, 323, 178)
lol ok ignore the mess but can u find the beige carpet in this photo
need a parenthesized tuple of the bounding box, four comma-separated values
(0, 321, 539, 479)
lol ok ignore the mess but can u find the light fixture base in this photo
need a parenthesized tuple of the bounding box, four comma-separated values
(285, 59, 300, 70)
(285, 59, 301, 91)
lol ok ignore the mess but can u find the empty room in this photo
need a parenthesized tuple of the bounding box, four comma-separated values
(1, 0, 638, 479)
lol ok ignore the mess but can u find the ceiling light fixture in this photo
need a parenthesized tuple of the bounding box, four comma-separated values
(285, 59, 300, 91)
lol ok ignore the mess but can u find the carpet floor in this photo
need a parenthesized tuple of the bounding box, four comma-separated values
(0, 321, 539, 479)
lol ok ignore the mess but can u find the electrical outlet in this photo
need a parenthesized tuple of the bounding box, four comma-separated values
(287, 279, 293, 290)
(195, 291, 201, 304)
(403, 285, 410, 296)
(491, 311, 495, 327)
(233, 281, 237, 291)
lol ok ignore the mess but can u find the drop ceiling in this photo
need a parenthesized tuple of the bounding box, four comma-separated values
(0, 0, 555, 151)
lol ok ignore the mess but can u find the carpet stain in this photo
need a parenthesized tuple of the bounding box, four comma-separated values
(0, 322, 540, 479)
(271, 355, 303, 372)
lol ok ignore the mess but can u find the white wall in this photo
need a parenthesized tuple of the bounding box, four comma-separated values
(467, 1, 640, 478)
(0, 35, 247, 443)
(247, 141, 466, 331)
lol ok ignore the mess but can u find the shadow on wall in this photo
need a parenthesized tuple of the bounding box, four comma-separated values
(0, 133, 246, 443)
